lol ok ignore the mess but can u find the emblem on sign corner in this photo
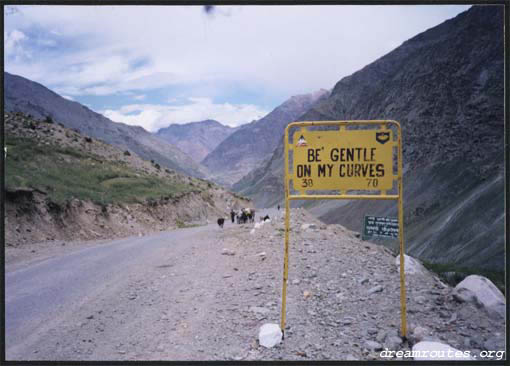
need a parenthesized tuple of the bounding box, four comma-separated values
(376, 131, 390, 144)
(296, 135, 307, 147)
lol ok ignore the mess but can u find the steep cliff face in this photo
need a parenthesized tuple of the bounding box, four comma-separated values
(202, 89, 329, 186)
(156, 120, 236, 163)
(303, 5, 503, 169)
(234, 6, 504, 271)
(4, 72, 208, 178)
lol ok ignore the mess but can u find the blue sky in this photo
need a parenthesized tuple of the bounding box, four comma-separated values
(4, 4, 470, 131)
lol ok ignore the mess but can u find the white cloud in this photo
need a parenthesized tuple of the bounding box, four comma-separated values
(4, 29, 28, 59)
(5, 5, 471, 101)
(62, 95, 74, 100)
(102, 97, 269, 131)
(36, 38, 57, 47)
(133, 94, 146, 100)
(4, 29, 26, 48)
(53, 85, 81, 96)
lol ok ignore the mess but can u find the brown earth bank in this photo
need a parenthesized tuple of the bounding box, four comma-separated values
(4, 111, 250, 249)
(5, 187, 247, 248)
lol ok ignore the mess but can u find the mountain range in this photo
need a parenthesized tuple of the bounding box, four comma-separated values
(201, 89, 330, 186)
(156, 119, 236, 163)
(3, 5, 503, 273)
(233, 5, 504, 271)
(4, 72, 208, 179)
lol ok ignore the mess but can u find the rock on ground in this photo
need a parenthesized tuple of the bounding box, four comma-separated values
(259, 323, 282, 348)
(395, 254, 429, 275)
(452, 275, 505, 319)
(412, 341, 473, 360)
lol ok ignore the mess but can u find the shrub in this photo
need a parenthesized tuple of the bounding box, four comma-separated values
(24, 121, 36, 130)
(124, 150, 131, 156)
(45, 116, 54, 124)
(4, 136, 195, 206)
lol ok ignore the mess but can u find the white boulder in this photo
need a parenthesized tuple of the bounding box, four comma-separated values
(254, 222, 262, 229)
(395, 254, 429, 275)
(301, 223, 317, 231)
(411, 326, 430, 343)
(452, 275, 505, 319)
(258, 323, 282, 348)
(221, 248, 235, 256)
(412, 341, 473, 360)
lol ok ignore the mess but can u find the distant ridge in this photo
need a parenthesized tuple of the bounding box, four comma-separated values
(202, 89, 330, 186)
(156, 119, 236, 163)
(4, 72, 209, 178)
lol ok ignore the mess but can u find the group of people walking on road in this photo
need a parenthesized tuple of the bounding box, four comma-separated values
(218, 204, 281, 229)
(230, 208, 255, 224)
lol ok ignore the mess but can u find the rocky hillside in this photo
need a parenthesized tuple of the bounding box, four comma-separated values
(254, 210, 504, 360)
(233, 6, 504, 272)
(4, 72, 208, 178)
(4, 112, 249, 246)
(202, 89, 329, 186)
(156, 119, 236, 163)
(203, 209, 505, 360)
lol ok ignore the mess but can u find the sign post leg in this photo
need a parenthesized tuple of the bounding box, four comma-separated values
(280, 131, 291, 337)
(398, 140, 407, 338)
(280, 191, 290, 336)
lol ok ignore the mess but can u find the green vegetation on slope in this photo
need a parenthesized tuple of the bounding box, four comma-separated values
(422, 260, 505, 296)
(5, 136, 199, 205)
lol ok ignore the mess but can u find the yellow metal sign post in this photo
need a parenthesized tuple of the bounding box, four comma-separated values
(280, 120, 407, 338)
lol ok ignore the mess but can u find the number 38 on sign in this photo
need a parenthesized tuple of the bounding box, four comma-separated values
(292, 129, 394, 191)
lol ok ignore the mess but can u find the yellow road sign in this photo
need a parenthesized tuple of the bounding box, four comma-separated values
(292, 128, 394, 191)
(281, 120, 407, 340)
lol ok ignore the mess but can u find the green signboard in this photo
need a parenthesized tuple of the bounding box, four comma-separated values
(363, 215, 399, 239)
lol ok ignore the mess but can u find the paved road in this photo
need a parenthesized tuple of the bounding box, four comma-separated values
(6, 208, 280, 360)
(5, 222, 217, 359)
